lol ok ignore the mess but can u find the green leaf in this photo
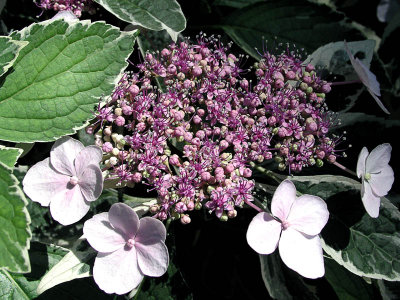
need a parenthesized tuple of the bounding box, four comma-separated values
(213, 0, 265, 8)
(0, 161, 31, 273)
(37, 238, 95, 295)
(220, 0, 364, 59)
(93, 0, 186, 42)
(324, 258, 375, 300)
(0, 243, 68, 299)
(304, 40, 375, 81)
(0, 145, 23, 168)
(337, 112, 400, 129)
(0, 36, 28, 77)
(0, 19, 138, 143)
(259, 252, 293, 299)
(291, 175, 400, 281)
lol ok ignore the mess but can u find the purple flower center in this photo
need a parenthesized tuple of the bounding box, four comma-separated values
(281, 220, 290, 230)
(69, 176, 79, 186)
(126, 238, 135, 248)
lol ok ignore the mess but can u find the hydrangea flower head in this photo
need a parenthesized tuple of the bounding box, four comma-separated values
(22, 136, 103, 225)
(83, 203, 169, 295)
(246, 180, 329, 278)
(357, 143, 394, 218)
(344, 42, 390, 114)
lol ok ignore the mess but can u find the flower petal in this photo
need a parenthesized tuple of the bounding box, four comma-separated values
(362, 181, 381, 218)
(368, 89, 390, 114)
(22, 158, 70, 206)
(356, 147, 369, 178)
(136, 241, 169, 277)
(50, 137, 84, 176)
(49, 185, 90, 225)
(279, 228, 324, 279)
(75, 145, 103, 172)
(135, 217, 167, 245)
(366, 143, 392, 173)
(109, 203, 139, 238)
(271, 179, 297, 222)
(78, 164, 103, 202)
(93, 248, 143, 295)
(287, 195, 329, 236)
(83, 212, 126, 253)
(246, 212, 281, 255)
(344, 42, 389, 114)
(369, 165, 394, 197)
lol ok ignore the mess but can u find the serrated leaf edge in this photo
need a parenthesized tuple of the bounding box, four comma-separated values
(0, 161, 32, 273)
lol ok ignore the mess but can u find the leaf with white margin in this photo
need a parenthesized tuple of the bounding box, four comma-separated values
(0, 145, 23, 168)
(0, 36, 28, 77)
(259, 252, 293, 300)
(291, 174, 400, 281)
(93, 0, 186, 42)
(304, 40, 375, 82)
(37, 237, 95, 295)
(0, 243, 68, 299)
(0, 161, 31, 273)
(0, 19, 138, 142)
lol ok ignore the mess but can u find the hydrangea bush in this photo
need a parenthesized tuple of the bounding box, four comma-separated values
(0, 0, 399, 299)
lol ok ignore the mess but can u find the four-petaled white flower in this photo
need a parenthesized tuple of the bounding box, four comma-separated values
(344, 42, 390, 114)
(357, 143, 394, 218)
(83, 203, 169, 295)
(22, 136, 103, 225)
(246, 180, 329, 279)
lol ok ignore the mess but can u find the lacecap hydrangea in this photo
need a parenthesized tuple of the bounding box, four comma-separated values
(88, 34, 342, 223)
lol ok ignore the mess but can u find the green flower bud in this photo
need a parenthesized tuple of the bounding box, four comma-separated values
(316, 159, 324, 168)
(278, 163, 286, 171)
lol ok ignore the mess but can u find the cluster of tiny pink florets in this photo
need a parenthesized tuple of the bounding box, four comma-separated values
(35, 0, 94, 17)
(90, 34, 343, 223)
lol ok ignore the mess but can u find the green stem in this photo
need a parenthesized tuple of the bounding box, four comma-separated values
(250, 162, 281, 184)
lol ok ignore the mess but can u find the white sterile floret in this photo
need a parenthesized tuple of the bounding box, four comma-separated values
(357, 143, 394, 218)
(246, 180, 329, 279)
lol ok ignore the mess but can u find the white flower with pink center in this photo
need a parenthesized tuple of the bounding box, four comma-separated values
(357, 143, 394, 218)
(22, 136, 103, 225)
(83, 203, 169, 295)
(246, 180, 329, 279)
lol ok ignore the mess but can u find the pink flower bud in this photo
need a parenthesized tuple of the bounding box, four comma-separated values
(192, 66, 202, 77)
(180, 214, 191, 224)
(321, 83, 331, 93)
(193, 115, 202, 124)
(243, 168, 252, 178)
(175, 201, 187, 213)
(102, 142, 113, 153)
(286, 70, 296, 79)
(275, 79, 285, 89)
(169, 154, 181, 166)
(115, 116, 125, 126)
(225, 163, 234, 174)
(197, 109, 205, 117)
(161, 48, 170, 57)
(201, 171, 212, 182)
(240, 79, 249, 90)
(136, 122, 146, 132)
(128, 84, 140, 96)
(219, 140, 229, 150)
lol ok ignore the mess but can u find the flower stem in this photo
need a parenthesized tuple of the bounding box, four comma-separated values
(333, 161, 357, 177)
(331, 79, 361, 86)
(249, 162, 281, 184)
(244, 198, 264, 213)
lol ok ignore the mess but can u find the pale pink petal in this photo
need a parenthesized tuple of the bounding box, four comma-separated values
(287, 195, 329, 236)
(49, 185, 90, 225)
(279, 228, 324, 279)
(77, 164, 103, 202)
(135, 217, 167, 245)
(50, 136, 84, 176)
(109, 203, 139, 238)
(83, 212, 125, 253)
(246, 212, 281, 255)
(271, 180, 297, 222)
(356, 147, 369, 178)
(22, 158, 70, 206)
(369, 90, 390, 114)
(75, 145, 103, 172)
(361, 181, 381, 218)
(369, 165, 394, 197)
(366, 143, 392, 173)
(93, 248, 143, 295)
(344, 42, 389, 114)
(136, 241, 169, 277)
